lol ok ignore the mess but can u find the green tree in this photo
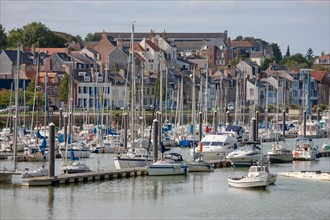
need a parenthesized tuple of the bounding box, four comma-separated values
(285, 45, 290, 57)
(84, 33, 102, 41)
(110, 63, 120, 73)
(271, 43, 282, 62)
(280, 53, 309, 70)
(305, 48, 314, 61)
(58, 74, 69, 103)
(261, 58, 276, 70)
(6, 28, 23, 48)
(0, 24, 7, 49)
(0, 89, 12, 106)
(21, 22, 66, 47)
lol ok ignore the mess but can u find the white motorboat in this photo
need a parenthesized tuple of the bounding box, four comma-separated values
(21, 165, 48, 178)
(267, 142, 293, 163)
(61, 161, 91, 174)
(191, 132, 238, 161)
(292, 138, 319, 161)
(228, 171, 269, 189)
(248, 165, 277, 185)
(114, 147, 153, 169)
(147, 152, 189, 176)
(277, 171, 330, 181)
(226, 142, 268, 167)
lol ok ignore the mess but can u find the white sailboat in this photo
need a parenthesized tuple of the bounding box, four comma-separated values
(0, 46, 22, 181)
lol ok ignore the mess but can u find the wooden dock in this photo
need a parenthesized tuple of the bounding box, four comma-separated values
(21, 168, 148, 187)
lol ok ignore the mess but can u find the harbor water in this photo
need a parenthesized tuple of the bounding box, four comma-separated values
(1, 138, 329, 219)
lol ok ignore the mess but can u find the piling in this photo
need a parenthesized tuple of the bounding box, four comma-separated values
(157, 112, 162, 143)
(213, 111, 218, 132)
(152, 119, 158, 162)
(317, 108, 320, 121)
(282, 110, 286, 138)
(265, 109, 268, 130)
(251, 118, 257, 142)
(303, 110, 307, 137)
(48, 122, 55, 177)
(199, 112, 202, 142)
(59, 108, 63, 131)
(124, 113, 128, 149)
(226, 111, 230, 125)
(256, 111, 259, 139)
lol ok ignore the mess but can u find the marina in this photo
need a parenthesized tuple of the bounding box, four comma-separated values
(1, 138, 329, 219)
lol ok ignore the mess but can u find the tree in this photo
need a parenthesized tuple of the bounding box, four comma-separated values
(305, 48, 314, 61)
(280, 53, 309, 69)
(21, 22, 66, 47)
(6, 28, 23, 48)
(285, 45, 290, 57)
(84, 33, 102, 41)
(58, 74, 69, 103)
(0, 24, 7, 49)
(271, 43, 282, 62)
(261, 58, 276, 70)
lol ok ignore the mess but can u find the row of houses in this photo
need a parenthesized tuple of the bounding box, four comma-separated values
(0, 30, 329, 114)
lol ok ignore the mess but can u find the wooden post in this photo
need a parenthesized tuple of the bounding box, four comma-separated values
(49, 122, 55, 177)
(153, 119, 159, 163)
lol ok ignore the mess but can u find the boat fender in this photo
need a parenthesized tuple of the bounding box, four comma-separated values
(294, 152, 299, 157)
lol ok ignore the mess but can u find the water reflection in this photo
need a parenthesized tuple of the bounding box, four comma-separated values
(148, 175, 189, 200)
(47, 187, 54, 219)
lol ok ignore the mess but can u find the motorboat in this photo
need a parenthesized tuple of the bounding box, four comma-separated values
(147, 152, 189, 176)
(226, 142, 268, 167)
(227, 168, 269, 189)
(21, 165, 48, 178)
(277, 171, 330, 181)
(114, 147, 153, 169)
(61, 161, 91, 174)
(267, 142, 293, 163)
(248, 165, 277, 185)
(191, 132, 238, 161)
(292, 138, 319, 160)
(317, 142, 330, 157)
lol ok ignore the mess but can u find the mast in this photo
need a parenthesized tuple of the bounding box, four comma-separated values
(130, 21, 136, 146)
(192, 66, 196, 159)
(13, 45, 20, 170)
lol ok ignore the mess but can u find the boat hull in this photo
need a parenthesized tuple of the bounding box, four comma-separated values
(189, 161, 214, 172)
(228, 176, 268, 188)
(267, 153, 293, 163)
(147, 163, 189, 176)
(114, 157, 152, 169)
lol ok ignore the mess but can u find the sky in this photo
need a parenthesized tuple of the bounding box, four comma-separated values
(1, 0, 329, 56)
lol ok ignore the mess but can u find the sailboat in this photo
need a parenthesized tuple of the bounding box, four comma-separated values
(0, 46, 24, 182)
(266, 76, 293, 163)
(187, 67, 214, 172)
(61, 62, 91, 174)
(61, 148, 91, 174)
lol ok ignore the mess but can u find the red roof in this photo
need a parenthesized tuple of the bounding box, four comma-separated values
(311, 70, 326, 81)
(319, 54, 330, 59)
(145, 40, 160, 52)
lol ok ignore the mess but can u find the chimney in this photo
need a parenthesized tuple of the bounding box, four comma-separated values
(102, 30, 107, 39)
(150, 29, 155, 40)
(117, 39, 123, 49)
(161, 30, 167, 40)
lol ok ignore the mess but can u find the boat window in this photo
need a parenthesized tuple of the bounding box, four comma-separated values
(203, 141, 211, 146)
(210, 142, 224, 146)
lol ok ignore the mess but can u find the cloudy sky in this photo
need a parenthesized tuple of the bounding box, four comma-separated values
(1, 0, 329, 56)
